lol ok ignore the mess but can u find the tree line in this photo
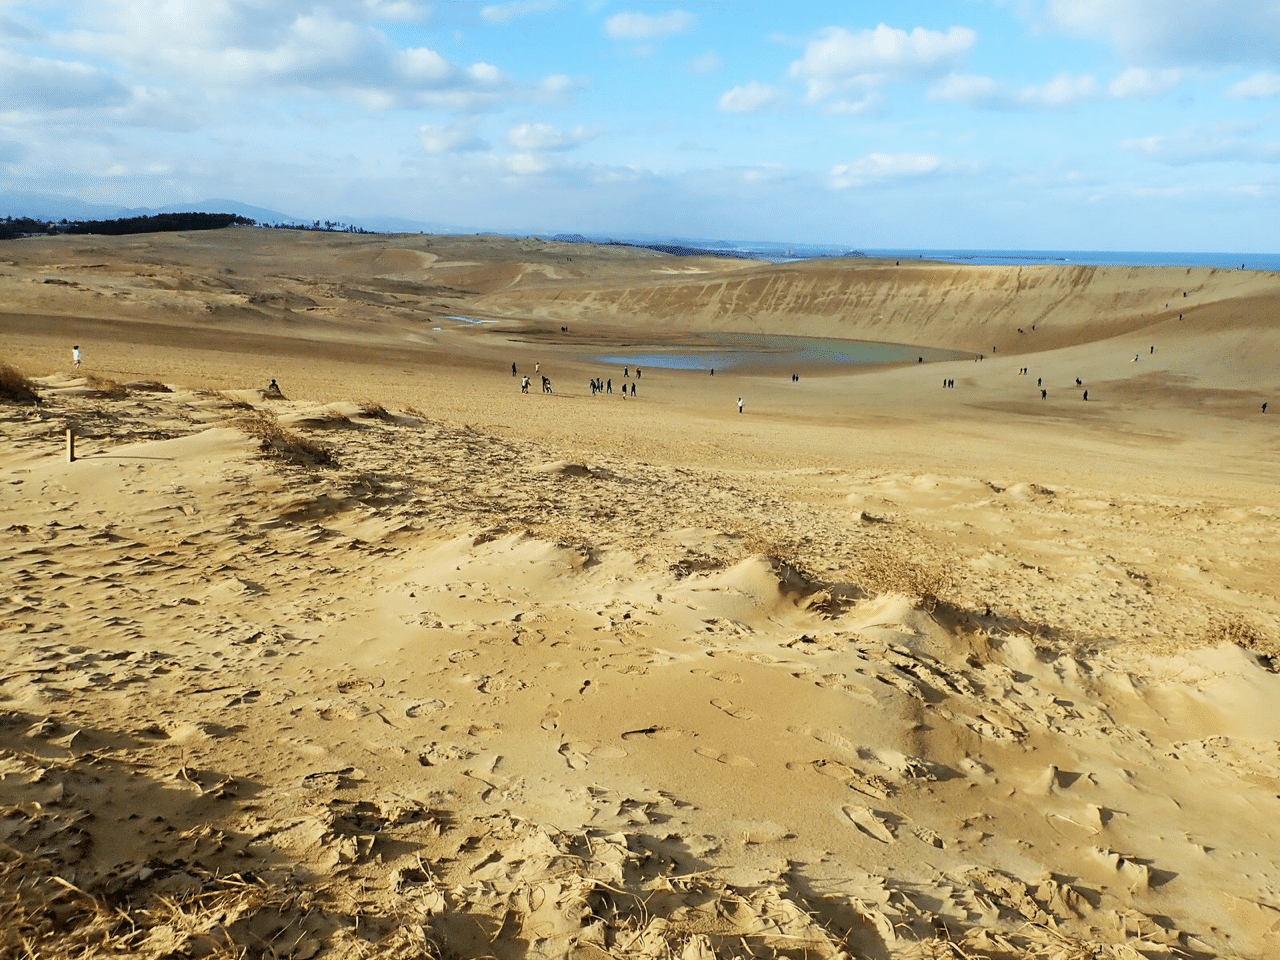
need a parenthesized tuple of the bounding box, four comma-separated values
(0, 211, 255, 240)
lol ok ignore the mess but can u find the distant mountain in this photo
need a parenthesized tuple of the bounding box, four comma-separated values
(151, 198, 303, 225)
(0, 192, 135, 222)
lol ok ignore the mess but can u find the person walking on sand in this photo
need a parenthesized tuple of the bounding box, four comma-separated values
(630, 382, 636, 397)
(606, 378, 612, 394)
(73, 345, 81, 369)
(512, 362, 517, 376)
(737, 397, 744, 414)
(1264, 402, 1269, 413)
(1083, 390, 1089, 401)
(521, 376, 530, 393)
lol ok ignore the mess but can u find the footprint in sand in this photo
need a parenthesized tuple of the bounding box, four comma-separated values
(621, 725, 683, 741)
(842, 804, 897, 844)
(540, 709, 561, 731)
(710, 698, 758, 720)
(695, 746, 755, 768)
(559, 741, 590, 770)
(405, 699, 446, 718)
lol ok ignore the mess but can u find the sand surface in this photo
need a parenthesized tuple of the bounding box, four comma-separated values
(2, 229, 1279, 959)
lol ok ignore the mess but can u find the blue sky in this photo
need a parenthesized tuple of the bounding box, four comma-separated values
(3, 0, 1280, 249)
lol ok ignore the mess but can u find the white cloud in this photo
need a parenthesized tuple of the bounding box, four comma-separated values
(830, 152, 942, 189)
(1123, 122, 1280, 164)
(399, 47, 452, 83)
(928, 72, 1002, 106)
(45, 1, 518, 112)
(362, 0, 429, 21)
(1229, 71, 1280, 98)
(1109, 67, 1181, 98)
(419, 121, 488, 154)
(927, 71, 1098, 109)
(790, 24, 976, 104)
(688, 50, 723, 75)
(481, 1, 558, 25)
(718, 81, 780, 113)
(0, 51, 131, 110)
(604, 10, 696, 40)
(505, 152, 551, 175)
(1038, 0, 1280, 67)
(507, 122, 595, 151)
(1018, 73, 1098, 107)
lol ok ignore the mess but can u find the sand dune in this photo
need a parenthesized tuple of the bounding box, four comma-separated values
(2, 229, 1279, 958)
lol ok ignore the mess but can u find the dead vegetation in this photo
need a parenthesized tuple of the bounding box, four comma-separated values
(236, 410, 335, 467)
(1202, 611, 1280, 666)
(855, 549, 955, 613)
(84, 374, 128, 399)
(0, 362, 39, 403)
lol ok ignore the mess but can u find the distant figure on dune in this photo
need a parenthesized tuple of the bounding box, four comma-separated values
(1264, 402, 1269, 413)
(1041, 389, 1047, 399)
(710, 368, 714, 376)
(606, 378, 612, 394)
(623, 366, 629, 378)
(737, 397, 743, 414)
(266, 378, 282, 397)
(541, 375, 552, 394)
(1076, 377, 1082, 386)
(1150, 345, 1155, 355)
(535, 362, 540, 374)
(521, 376, 530, 393)
(1083, 390, 1089, 401)
(636, 367, 641, 378)
(511, 362, 517, 376)
(1132, 354, 1139, 362)
(73, 345, 81, 369)
(630, 382, 636, 397)
(1038, 377, 1042, 386)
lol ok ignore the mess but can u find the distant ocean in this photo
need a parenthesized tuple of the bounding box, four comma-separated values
(861, 249, 1280, 271)
(714, 241, 1280, 272)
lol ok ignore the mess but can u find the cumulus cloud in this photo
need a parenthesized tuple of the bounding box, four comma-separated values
(419, 122, 489, 154)
(506, 121, 596, 151)
(604, 9, 696, 40)
(1109, 67, 1181, 98)
(1038, 0, 1280, 67)
(718, 81, 781, 113)
(481, 0, 558, 25)
(45, 1, 522, 112)
(790, 24, 976, 106)
(1229, 71, 1280, 98)
(830, 152, 942, 189)
(1123, 122, 1280, 164)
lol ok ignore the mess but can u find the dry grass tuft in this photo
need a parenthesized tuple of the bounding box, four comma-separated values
(856, 549, 954, 612)
(84, 374, 128, 398)
(237, 410, 335, 467)
(0, 362, 39, 403)
(1202, 611, 1280, 666)
(356, 399, 392, 420)
(205, 389, 255, 411)
(124, 379, 173, 393)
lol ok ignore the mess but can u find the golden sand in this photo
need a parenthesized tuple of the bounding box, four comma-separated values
(2, 229, 1279, 958)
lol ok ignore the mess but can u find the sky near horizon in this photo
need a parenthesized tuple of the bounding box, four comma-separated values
(3, 1, 1280, 250)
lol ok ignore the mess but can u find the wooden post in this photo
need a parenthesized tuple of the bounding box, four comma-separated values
(66, 428, 75, 463)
